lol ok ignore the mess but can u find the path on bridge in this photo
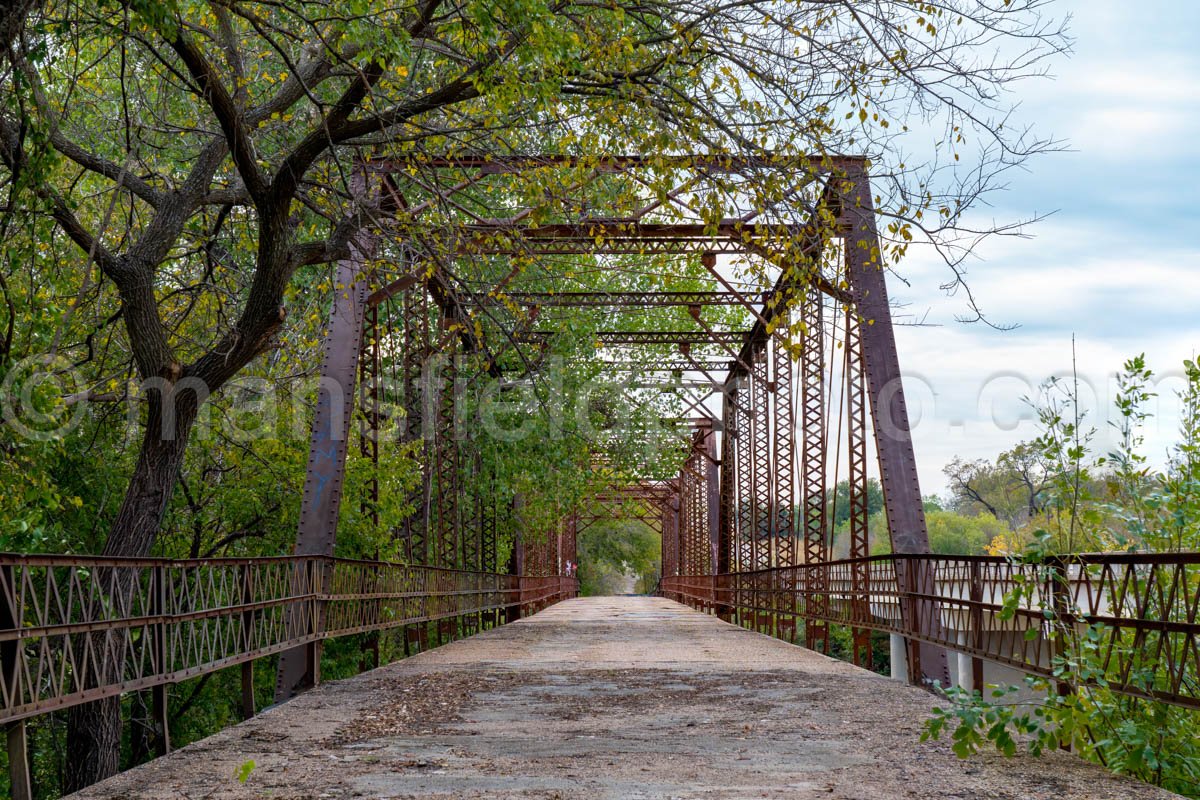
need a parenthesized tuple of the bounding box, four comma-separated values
(75, 597, 1174, 800)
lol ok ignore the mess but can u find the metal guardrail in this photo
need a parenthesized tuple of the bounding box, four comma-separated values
(0, 553, 577, 725)
(662, 552, 1200, 709)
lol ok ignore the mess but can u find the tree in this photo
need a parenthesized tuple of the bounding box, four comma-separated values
(925, 355, 1200, 796)
(0, 0, 1067, 788)
(925, 508, 1005, 555)
(944, 441, 1051, 529)
(577, 519, 660, 596)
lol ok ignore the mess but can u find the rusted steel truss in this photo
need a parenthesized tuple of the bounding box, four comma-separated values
(662, 551, 1200, 710)
(0, 157, 955, 783)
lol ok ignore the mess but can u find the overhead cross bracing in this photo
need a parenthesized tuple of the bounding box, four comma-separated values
(271, 153, 952, 690)
(2, 155, 977, 797)
(8, 155, 1200, 800)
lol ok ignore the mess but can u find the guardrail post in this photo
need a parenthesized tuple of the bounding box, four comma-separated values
(151, 564, 171, 756)
(1048, 557, 1072, 700)
(2, 564, 32, 800)
(968, 560, 984, 690)
(897, 558, 922, 685)
(240, 564, 256, 720)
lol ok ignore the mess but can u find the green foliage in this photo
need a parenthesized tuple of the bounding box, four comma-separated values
(943, 442, 1050, 529)
(577, 519, 660, 596)
(234, 759, 255, 784)
(925, 509, 1007, 555)
(924, 354, 1200, 797)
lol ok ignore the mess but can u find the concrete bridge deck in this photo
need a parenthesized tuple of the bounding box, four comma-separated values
(75, 597, 1175, 800)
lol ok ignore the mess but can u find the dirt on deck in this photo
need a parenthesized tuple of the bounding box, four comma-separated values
(72, 596, 1179, 800)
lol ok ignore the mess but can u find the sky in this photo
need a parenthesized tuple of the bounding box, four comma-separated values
(890, 0, 1200, 495)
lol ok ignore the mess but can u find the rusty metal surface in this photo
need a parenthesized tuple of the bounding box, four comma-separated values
(490, 291, 753, 308)
(663, 552, 1200, 709)
(0, 554, 576, 725)
(5, 158, 952, 737)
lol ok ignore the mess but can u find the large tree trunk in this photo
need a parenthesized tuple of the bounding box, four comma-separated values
(64, 396, 197, 792)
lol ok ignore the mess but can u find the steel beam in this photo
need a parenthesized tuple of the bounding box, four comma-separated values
(491, 291, 750, 308)
(520, 330, 746, 346)
(277, 223, 373, 702)
(749, 345, 772, 570)
(800, 285, 828, 652)
(845, 303, 872, 667)
(771, 333, 796, 568)
(732, 379, 754, 573)
(841, 166, 948, 686)
(367, 153, 867, 173)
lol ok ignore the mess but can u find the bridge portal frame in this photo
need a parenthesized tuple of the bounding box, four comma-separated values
(276, 155, 947, 696)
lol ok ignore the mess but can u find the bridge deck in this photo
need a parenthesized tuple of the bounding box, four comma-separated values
(75, 597, 1174, 799)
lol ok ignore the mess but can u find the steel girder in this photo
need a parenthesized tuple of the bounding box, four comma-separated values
(841, 170, 948, 686)
(845, 303, 872, 667)
(519, 330, 747, 346)
(285, 157, 938, 687)
(800, 285, 828, 652)
(276, 224, 373, 702)
(490, 291, 751, 308)
(749, 344, 772, 571)
(771, 331, 796, 568)
(402, 285, 430, 565)
(732, 379, 754, 574)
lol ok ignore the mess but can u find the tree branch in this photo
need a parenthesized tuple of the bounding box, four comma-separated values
(169, 27, 267, 201)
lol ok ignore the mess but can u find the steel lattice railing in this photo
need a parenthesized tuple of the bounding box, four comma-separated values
(0, 554, 576, 725)
(662, 552, 1200, 709)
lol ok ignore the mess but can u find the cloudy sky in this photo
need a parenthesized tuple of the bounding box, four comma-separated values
(891, 0, 1200, 495)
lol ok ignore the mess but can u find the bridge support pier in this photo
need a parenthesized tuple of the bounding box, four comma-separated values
(888, 634, 908, 683)
(5, 721, 31, 800)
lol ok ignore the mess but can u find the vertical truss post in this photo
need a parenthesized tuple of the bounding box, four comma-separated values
(771, 329, 796, 568)
(749, 344, 772, 570)
(670, 493, 682, 578)
(704, 424, 722, 574)
(359, 303, 383, 669)
(685, 433, 713, 575)
(434, 349, 460, 569)
(661, 498, 679, 578)
(840, 164, 948, 686)
(800, 285, 828, 652)
(845, 303, 872, 667)
(277, 218, 373, 701)
(509, 494, 525, 621)
(403, 286, 429, 565)
(481, 455, 498, 573)
(717, 387, 735, 576)
(679, 463, 695, 574)
(733, 378, 754, 573)
(360, 304, 381, 531)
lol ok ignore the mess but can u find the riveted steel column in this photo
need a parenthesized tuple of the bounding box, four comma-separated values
(403, 286, 430, 565)
(846, 303, 872, 667)
(840, 164, 948, 686)
(704, 423, 722, 574)
(733, 377, 754, 573)
(717, 385, 735, 575)
(276, 223, 373, 702)
(771, 331, 796, 568)
(800, 285, 829, 651)
(749, 344, 772, 570)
